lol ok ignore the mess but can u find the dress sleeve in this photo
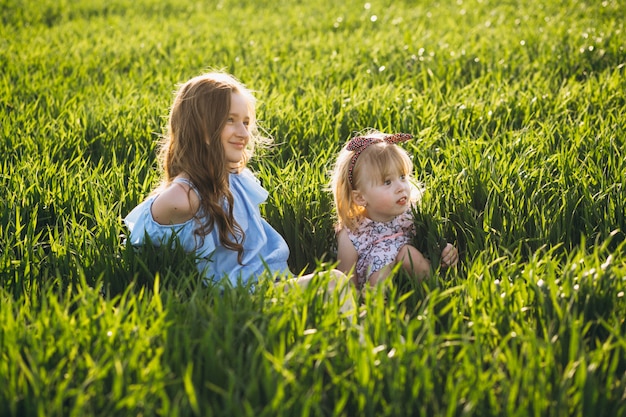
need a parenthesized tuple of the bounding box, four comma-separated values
(124, 198, 156, 246)
(123, 197, 206, 253)
(236, 169, 269, 206)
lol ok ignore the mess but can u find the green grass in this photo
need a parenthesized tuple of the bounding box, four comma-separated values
(1, 0, 625, 415)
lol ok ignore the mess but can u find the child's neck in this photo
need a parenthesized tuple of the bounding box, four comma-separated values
(363, 210, 397, 223)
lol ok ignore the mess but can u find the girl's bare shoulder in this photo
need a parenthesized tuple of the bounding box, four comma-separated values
(336, 227, 357, 253)
(151, 180, 200, 225)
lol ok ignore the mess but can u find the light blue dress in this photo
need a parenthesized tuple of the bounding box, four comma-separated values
(124, 168, 290, 285)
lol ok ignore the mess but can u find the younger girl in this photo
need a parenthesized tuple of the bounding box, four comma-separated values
(331, 131, 458, 289)
(124, 72, 352, 309)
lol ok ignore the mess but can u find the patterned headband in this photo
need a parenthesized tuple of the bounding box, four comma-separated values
(346, 132, 412, 188)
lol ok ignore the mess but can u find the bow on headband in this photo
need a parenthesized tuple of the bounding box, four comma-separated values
(347, 132, 412, 187)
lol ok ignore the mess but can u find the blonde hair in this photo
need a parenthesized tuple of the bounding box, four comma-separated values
(331, 131, 416, 231)
(157, 72, 265, 263)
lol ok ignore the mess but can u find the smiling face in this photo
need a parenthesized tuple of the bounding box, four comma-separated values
(220, 92, 251, 171)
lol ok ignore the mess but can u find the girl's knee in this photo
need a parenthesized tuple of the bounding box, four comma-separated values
(397, 245, 430, 276)
(398, 245, 424, 262)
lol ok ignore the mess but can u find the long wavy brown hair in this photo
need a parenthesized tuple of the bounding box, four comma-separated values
(156, 72, 263, 263)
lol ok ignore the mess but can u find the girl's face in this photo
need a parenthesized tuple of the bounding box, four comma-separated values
(221, 92, 250, 170)
(353, 172, 412, 223)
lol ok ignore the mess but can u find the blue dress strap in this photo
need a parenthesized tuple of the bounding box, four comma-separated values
(172, 177, 201, 199)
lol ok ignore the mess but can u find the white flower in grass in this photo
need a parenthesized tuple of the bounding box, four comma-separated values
(372, 345, 386, 354)
(601, 255, 612, 271)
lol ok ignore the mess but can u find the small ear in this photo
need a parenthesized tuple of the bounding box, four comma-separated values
(352, 190, 367, 207)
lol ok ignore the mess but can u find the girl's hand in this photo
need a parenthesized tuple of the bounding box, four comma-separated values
(440, 243, 459, 268)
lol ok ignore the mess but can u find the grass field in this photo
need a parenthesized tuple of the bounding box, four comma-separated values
(1, 0, 625, 415)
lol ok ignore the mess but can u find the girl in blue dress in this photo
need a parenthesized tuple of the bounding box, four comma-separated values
(124, 72, 352, 309)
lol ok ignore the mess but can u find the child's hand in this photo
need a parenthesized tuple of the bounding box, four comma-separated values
(440, 243, 459, 268)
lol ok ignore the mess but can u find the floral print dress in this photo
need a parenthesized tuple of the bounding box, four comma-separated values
(346, 209, 415, 288)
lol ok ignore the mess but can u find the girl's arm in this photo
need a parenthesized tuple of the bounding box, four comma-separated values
(151, 181, 199, 225)
(336, 228, 359, 286)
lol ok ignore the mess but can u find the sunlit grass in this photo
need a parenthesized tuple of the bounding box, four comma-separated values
(1, 0, 625, 415)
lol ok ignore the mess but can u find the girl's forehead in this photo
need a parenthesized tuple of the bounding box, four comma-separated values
(360, 163, 406, 181)
(351, 143, 412, 183)
(229, 92, 251, 114)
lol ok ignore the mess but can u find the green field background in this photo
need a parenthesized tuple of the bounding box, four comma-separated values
(1, 0, 625, 416)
